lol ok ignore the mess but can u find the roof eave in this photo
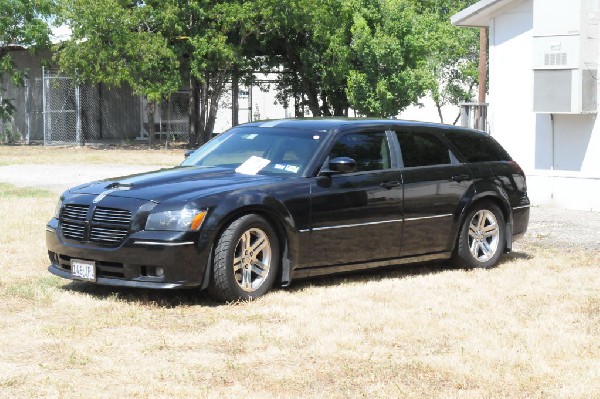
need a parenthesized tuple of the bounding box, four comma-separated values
(451, 0, 517, 27)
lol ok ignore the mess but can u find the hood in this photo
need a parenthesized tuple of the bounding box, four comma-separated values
(69, 166, 283, 203)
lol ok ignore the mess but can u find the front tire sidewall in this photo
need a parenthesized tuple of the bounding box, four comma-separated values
(209, 214, 280, 301)
(455, 202, 505, 269)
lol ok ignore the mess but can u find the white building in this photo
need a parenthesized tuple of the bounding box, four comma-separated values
(453, 0, 600, 211)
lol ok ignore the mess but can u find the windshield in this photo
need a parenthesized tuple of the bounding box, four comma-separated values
(181, 126, 327, 176)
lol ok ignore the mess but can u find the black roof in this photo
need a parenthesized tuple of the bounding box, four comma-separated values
(241, 118, 487, 135)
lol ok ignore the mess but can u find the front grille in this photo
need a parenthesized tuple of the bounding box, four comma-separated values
(60, 204, 89, 241)
(59, 204, 132, 246)
(92, 207, 131, 225)
(62, 204, 89, 221)
(90, 207, 131, 245)
(90, 226, 129, 244)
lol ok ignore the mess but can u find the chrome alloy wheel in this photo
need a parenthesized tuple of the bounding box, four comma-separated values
(468, 209, 500, 262)
(233, 227, 272, 292)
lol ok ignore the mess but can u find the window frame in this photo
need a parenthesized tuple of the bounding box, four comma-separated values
(393, 127, 461, 169)
(313, 127, 399, 177)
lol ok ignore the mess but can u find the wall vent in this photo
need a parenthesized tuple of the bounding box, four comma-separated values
(544, 52, 568, 66)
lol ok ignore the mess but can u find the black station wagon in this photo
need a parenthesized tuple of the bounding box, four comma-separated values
(46, 119, 530, 301)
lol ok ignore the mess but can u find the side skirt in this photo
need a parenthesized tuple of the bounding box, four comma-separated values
(291, 252, 453, 279)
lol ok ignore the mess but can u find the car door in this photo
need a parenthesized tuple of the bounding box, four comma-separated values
(394, 128, 472, 257)
(305, 129, 403, 268)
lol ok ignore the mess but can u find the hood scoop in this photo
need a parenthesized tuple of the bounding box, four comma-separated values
(104, 182, 133, 190)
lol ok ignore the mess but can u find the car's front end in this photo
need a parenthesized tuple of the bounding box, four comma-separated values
(47, 190, 215, 289)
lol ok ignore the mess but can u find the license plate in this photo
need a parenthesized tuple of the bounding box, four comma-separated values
(71, 259, 96, 282)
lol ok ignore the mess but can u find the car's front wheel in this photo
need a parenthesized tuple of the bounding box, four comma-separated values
(454, 201, 505, 269)
(208, 214, 280, 302)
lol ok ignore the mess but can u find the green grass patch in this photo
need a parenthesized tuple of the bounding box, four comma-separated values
(0, 183, 55, 199)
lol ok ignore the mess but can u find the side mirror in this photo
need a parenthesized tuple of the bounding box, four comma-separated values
(184, 149, 195, 159)
(329, 157, 357, 174)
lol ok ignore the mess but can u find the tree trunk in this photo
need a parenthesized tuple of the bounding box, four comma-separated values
(320, 92, 332, 116)
(435, 101, 444, 124)
(201, 71, 227, 145)
(231, 68, 239, 127)
(188, 76, 201, 148)
(146, 100, 155, 145)
(198, 76, 209, 145)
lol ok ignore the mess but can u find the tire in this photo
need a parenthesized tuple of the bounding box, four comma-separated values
(454, 201, 505, 269)
(208, 214, 280, 302)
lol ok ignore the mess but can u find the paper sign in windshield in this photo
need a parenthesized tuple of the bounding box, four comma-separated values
(235, 156, 271, 175)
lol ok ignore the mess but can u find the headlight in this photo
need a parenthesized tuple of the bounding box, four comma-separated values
(54, 198, 63, 219)
(145, 205, 208, 231)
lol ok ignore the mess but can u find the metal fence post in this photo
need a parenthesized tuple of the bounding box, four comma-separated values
(75, 84, 81, 145)
(42, 66, 47, 145)
(25, 79, 30, 145)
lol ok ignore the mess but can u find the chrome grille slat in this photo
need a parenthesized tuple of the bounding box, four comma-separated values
(89, 207, 131, 244)
(62, 204, 89, 221)
(59, 204, 132, 246)
(92, 207, 132, 225)
(61, 222, 85, 240)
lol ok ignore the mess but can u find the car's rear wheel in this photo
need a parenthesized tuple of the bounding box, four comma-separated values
(208, 214, 280, 302)
(454, 201, 505, 269)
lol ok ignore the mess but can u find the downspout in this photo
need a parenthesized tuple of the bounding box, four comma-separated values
(550, 113, 555, 200)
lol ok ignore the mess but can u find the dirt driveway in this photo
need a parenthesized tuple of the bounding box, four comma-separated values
(1, 162, 599, 250)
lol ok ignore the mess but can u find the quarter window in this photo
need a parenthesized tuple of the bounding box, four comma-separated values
(329, 132, 391, 172)
(442, 131, 510, 162)
(396, 131, 453, 167)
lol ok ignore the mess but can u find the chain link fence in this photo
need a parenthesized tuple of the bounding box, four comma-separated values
(42, 68, 140, 145)
(4, 64, 293, 145)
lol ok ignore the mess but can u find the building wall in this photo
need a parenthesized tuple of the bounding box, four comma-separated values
(488, 0, 600, 211)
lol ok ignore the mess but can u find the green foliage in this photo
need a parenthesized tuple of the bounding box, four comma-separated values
(414, 0, 481, 122)
(0, 122, 21, 144)
(54, 0, 480, 135)
(0, 0, 53, 124)
(56, 0, 181, 102)
(346, 0, 429, 117)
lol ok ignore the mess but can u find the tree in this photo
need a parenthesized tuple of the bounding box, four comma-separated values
(257, 0, 352, 117)
(346, 0, 430, 117)
(57, 0, 262, 146)
(0, 0, 53, 128)
(414, 0, 480, 123)
(56, 0, 182, 143)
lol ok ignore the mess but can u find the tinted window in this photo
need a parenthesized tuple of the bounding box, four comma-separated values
(443, 131, 510, 162)
(329, 131, 391, 172)
(396, 131, 452, 167)
(182, 127, 325, 175)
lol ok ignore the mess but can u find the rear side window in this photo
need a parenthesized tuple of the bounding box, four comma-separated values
(443, 131, 510, 162)
(396, 131, 452, 167)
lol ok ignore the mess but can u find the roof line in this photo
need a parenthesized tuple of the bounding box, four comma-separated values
(451, 0, 513, 27)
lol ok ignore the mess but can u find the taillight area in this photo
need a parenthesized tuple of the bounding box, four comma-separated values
(508, 160, 525, 178)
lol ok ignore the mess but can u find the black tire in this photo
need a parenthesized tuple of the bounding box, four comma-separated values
(208, 214, 280, 302)
(454, 201, 505, 269)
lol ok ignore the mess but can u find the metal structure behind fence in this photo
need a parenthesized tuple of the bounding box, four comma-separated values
(43, 68, 81, 145)
(42, 68, 138, 145)
(459, 102, 489, 132)
(7, 68, 292, 145)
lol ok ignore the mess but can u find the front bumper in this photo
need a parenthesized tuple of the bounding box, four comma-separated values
(46, 218, 213, 289)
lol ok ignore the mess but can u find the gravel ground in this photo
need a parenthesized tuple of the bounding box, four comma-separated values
(1, 163, 599, 251)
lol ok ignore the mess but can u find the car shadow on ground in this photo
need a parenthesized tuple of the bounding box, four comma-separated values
(59, 250, 532, 306)
(285, 250, 532, 293)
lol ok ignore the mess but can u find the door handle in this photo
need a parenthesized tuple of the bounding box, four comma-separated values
(451, 174, 471, 182)
(380, 181, 401, 189)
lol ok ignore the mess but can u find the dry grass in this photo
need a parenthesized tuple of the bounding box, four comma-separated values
(0, 149, 599, 398)
(0, 145, 184, 167)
